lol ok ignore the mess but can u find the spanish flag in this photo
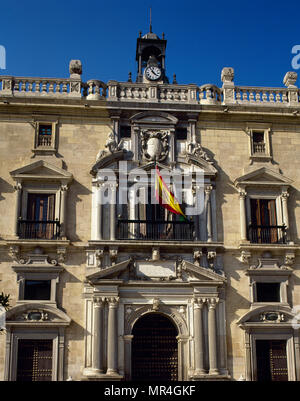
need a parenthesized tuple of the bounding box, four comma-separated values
(155, 165, 187, 220)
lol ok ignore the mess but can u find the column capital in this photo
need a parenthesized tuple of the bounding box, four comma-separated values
(207, 297, 219, 309)
(61, 184, 69, 191)
(205, 184, 213, 195)
(281, 191, 289, 200)
(238, 189, 247, 199)
(93, 296, 106, 306)
(108, 297, 119, 307)
(192, 297, 206, 308)
(14, 182, 22, 191)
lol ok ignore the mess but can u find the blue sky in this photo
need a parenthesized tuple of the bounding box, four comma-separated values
(1, 0, 300, 88)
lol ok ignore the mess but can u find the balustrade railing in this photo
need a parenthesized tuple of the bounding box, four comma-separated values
(0, 75, 299, 106)
(117, 220, 194, 241)
(18, 220, 60, 240)
(248, 224, 286, 244)
(235, 87, 289, 105)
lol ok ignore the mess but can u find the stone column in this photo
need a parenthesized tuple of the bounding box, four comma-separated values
(13, 183, 22, 238)
(96, 184, 103, 240)
(208, 298, 219, 375)
(281, 191, 290, 241)
(123, 335, 133, 380)
(92, 297, 105, 373)
(107, 297, 119, 374)
(60, 184, 68, 239)
(239, 189, 247, 242)
(193, 298, 206, 375)
(205, 185, 213, 242)
(110, 185, 117, 240)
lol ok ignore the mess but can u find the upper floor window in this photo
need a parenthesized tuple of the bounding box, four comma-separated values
(256, 282, 280, 302)
(175, 127, 188, 155)
(18, 193, 59, 240)
(38, 124, 52, 147)
(247, 126, 272, 162)
(248, 198, 285, 244)
(10, 160, 73, 241)
(252, 131, 265, 154)
(24, 279, 51, 301)
(32, 119, 58, 155)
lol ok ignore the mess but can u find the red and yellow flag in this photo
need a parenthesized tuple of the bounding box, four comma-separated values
(155, 166, 186, 219)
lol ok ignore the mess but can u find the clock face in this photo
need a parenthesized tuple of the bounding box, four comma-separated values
(145, 66, 162, 81)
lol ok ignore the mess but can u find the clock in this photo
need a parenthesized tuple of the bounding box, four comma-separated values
(145, 66, 162, 81)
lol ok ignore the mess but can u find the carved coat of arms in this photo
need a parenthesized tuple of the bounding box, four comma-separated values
(141, 130, 169, 162)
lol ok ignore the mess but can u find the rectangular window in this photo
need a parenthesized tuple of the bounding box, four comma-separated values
(252, 131, 265, 154)
(120, 125, 131, 138)
(176, 128, 187, 140)
(17, 339, 53, 381)
(24, 280, 51, 300)
(27, 194, 55, 221)
(249, 199, 285, 243)
(256, 282, 280, 302)
(18, 194, 58, 239)
(38, 124, 52, 147)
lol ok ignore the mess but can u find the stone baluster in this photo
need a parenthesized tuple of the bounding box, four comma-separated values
(92, 297, 105, 373)
(107, 297, 119, 375)
(205, 185, 213, 242)
(239, 189, 247, 242)
(13, 183, 22, 238)
(193, 298, 206, 375)
(207, 297, 219, 375)
(35, 81, 40, 94)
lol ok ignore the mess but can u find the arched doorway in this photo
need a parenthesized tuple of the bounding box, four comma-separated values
(131, 313, 178, 381)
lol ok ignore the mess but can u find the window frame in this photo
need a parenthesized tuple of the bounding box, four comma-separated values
(32, 118, 58, 155)
(247, 125, 272, 162)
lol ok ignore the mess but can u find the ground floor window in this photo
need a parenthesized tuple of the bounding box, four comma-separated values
(17, 339, 53, 381)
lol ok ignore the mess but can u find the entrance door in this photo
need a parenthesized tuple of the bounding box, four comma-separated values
(16, 339, 53, 381)
(256, 340, 288, 381)
(132, 313, 178, 381)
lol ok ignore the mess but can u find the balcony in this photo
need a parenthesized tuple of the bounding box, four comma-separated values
(117, 220, 194, 241)
(248, 224, 286, 244)
(18, 220, 60, 240)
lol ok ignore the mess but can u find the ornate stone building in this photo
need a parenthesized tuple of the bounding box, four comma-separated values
(0, 28, 300, 381)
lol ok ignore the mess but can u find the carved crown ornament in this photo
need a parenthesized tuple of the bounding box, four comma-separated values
(8, 245, 66, 266)
(141, 130, 169, 162)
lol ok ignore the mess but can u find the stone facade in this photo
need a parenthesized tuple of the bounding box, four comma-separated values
(0, 30, 300, 382)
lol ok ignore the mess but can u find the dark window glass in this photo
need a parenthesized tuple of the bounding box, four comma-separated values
(256, 282, 280, 302)
(24, 280, 51, 300)
(176, 128, 187, 140)
(120, 126, 131, 138)
(253, 131, 264, 143)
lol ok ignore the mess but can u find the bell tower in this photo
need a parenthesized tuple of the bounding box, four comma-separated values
(135, 24, 168, 83)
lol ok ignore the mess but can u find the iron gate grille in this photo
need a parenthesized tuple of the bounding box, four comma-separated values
(132, 314, 178, 381)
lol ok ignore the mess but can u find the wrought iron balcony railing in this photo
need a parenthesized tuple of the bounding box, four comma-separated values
(248, 224, 286, 244)
(117, 220, 194, 241)
(18, 220, 60, 240)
